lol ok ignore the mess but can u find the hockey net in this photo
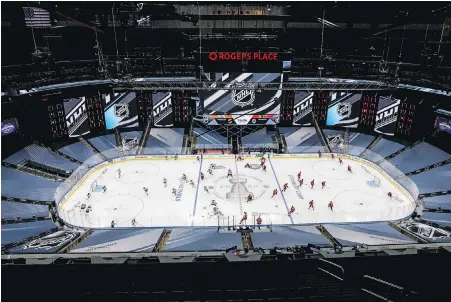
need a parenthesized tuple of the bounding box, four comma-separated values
(373, 176, 381, 187)
(90, 180, 98, 192)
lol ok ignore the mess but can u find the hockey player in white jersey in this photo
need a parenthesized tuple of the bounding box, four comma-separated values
(190, 180, 196, 188)
(163, 178, 167, 187)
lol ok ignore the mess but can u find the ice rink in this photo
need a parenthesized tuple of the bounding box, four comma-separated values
(58, 154, 416, 228)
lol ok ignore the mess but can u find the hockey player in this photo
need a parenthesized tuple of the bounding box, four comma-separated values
(197, 156, 200, 161)
(200, 172, 205, 180)
(310, 179, 315, 189)
(256, 216, 262, 228)
(103, 186, 107, 193)
(283, 183, 289, 192)
(190, 180, 196, 188)
(347, 165, 353, 173)
(262, 164, 267, 172)
(204, 186, 210, 193)
(271, 189, 278, 198)
(211, 200, 217, 206)
(260, 157, 266, 165)
(181, 174, 187, 182)
(339, 158, 343, 165)
(132, 218, 137, 226)
(299, 178, 304, 186)
(388, 192, 393, 198)
(172, 188, 177, 196)
(331, 153, 335, 160)
(308, 200, 314, 210)
(165, 155, 168, 160)
(239, 212, 248, 224)
(111, 220, 115, 228)
(328, 201, 334, 211)
(288, 205, 296, 215)
(86, 193, 91, 200)
(207, 168, 213, 175)
(318, 150, 322, 158)
(227, 169, 233, 178)
(163, 178, 167, 187)
(210, 163, 216, 169)
(117, 169, 121, 178)
(247, 194, 253, 202)
(143, 187, 148, 196)
(245, 163, 251, 168)
(297, 171, 302, 180)
(321, 181, 326, 189)
(174, 154, 178, 160)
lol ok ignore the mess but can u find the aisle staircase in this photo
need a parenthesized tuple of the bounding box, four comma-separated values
(241, 230, 254, 252)
(343, 128, 350, 155)
(312, 113, 331, 153)
(78, 137, 107, 161)
(359, 135, 383, 157)
(136, 120, 152, 155)
(114, 128, 123, 155)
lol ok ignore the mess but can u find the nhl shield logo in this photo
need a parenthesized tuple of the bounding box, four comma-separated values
(337, 103, 351, 118)
(232, 83, 255, 108)
(122, 136, 138, 151)
(114, 104, 129, 118)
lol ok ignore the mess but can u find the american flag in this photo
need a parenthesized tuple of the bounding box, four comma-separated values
(23, 7, 51, 28)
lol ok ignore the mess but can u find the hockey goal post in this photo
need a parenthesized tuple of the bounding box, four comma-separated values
(373, 176, 381, 187)
(90, 180, 98, 192)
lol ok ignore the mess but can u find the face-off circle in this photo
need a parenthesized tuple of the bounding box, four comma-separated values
(211, 174, 267, 202)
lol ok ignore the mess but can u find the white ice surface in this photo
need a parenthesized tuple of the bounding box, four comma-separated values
(58, 154, 415, 228)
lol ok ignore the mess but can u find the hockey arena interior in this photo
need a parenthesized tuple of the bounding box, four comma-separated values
(2, 2, 451, 301)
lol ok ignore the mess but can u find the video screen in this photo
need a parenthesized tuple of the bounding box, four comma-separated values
(435, 116, 451, 134)
(104, 92, 139, 130)
(374, 95, 400, 136)
(152, 92, 174, 127)
(1, 118, 19, 136)
(201, 72, 284, 117)
(292, 92, 314, 126)
(63, 97, 90, 137)
(326, 92, 362, 128)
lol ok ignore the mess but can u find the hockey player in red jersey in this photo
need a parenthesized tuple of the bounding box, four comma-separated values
(321, 181, 326, 189)
(328, 201, 334, 211)
(347, 165, 353, 173)
(299, 178, 304, 186)
(283, 183, 289, 192)
(245, 163, 250, 168)
(339, 158, 343, 165)
(297, 171, 302, 180)
(200, 172, 204, 180)
(288, 205, 296, 215)
(256, 216, 262, 228)
(308, 200, 314, 210)
(271, 189, 278, 198)
(247, 194, 253, 202)
(240, 212, 248, 224)
(388, 192, 393, 198)
(310, 179, 315, 189)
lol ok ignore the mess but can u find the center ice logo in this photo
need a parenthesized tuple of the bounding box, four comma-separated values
(337, 103, 351, 118)
(232, 83, 255, 108)
(212, 174, 266, 202)
(114, 104, 130, 118)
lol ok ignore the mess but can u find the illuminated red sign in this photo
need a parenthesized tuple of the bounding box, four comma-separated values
(208, 52, 278, 61)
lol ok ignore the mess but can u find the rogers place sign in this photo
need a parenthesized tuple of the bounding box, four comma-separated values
(208, 52, 278, 61)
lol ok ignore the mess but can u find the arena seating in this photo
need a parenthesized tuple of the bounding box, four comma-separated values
(370, 138, 405, 158)
(144, 128, 184, 154)
(409, 164, 451, 193)
(423, 195, 451, 210)
(420, 212, 451, 228)
(1, 167, 60, 201)
(322, 223, 416, 246)
(71, 228, 164, 252)
(193, 128, 228, 150)
(241, 128, 276, 149)
(1, 220, 57, 245)
(348, 133, 375, 156)
(5, 143, 79, 171)
(1, 201, 48, 220)
(88, 135, 121, 158)
(58, 141, 101, 162)
(250, 226, 331, 249)
(163, 228, 243, 251)
(389, 142, 451, 173)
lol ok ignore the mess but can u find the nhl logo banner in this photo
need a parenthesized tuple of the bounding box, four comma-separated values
(104, 93, 139, 130)
(232, 83, 255, 108)
(114, 104, 129, 118)
(326, 92, 362, 128)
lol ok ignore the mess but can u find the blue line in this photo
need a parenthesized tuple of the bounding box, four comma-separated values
(268, 155, 294, 224)
(192, 156, 203, 216)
